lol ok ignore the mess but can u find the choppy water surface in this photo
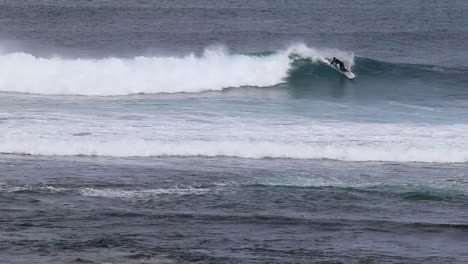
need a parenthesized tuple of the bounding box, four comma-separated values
(1, 156, 468, 263)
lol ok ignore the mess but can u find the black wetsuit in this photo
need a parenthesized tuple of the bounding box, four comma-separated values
(330, 57, 348, 72)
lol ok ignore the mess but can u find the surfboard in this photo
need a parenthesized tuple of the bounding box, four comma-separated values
(324, 59, 355, 79)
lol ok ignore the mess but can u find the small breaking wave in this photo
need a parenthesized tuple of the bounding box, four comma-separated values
(1, 138, 467, 163)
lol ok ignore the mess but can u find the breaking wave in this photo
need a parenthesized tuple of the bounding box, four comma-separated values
(1, 137, 467, 163)
(1, 42, 465, 97)
(0, 43, 352, 96)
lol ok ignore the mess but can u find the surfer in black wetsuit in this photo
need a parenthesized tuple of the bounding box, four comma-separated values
(330, 57, 348, 72)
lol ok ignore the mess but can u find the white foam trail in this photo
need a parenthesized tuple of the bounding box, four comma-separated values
(2, 185, 68, 193)
(0, 185, 209, 199)
(79, 187, 209, 199)
(0, 44, 352, 96)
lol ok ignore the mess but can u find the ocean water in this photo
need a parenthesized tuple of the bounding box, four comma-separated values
(1, 1, 468, 263)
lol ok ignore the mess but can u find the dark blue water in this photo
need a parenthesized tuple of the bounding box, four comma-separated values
(0, 1, 467, 263)
(2, 156, 468, 263)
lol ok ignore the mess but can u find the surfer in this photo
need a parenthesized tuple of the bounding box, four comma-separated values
(330, 57, 348, 72)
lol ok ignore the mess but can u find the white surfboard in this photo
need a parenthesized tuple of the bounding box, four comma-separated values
(324, 59, 355, 79)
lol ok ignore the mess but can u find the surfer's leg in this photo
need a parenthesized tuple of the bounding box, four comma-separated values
(339, 62, 346, 71)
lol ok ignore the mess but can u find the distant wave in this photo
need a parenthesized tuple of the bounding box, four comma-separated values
(1, 137, 467, 163)
(0, 43, 355, 96)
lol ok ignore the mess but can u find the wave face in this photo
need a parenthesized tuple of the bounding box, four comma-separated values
(0, 44, 352, 96)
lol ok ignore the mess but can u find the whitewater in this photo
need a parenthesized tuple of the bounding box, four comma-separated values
(1, 103, 467, 163)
